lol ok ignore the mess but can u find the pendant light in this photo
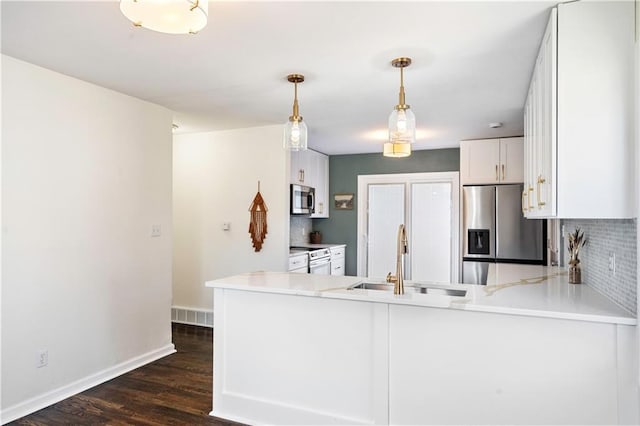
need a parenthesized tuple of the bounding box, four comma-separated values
(120, 0, 208, 35)
(283, 74, 308, 151)
(383, 142, 412, 157)
(384, 57, 415, 158)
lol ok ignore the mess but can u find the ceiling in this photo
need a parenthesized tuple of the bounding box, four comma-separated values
(1, 1, 557, 155)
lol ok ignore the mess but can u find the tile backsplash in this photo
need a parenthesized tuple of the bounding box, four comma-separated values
(290, 216, 313, 245)
(561, 219, 636, 315)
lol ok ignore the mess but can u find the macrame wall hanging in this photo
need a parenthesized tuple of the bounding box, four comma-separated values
(248, 181, 268, 252)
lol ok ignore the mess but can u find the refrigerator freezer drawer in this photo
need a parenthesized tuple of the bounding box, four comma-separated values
(463, 261, 491, 285)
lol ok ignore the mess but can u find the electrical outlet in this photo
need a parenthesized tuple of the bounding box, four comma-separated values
(36, 350, 48, 368)
(222, 222, 231, 231)
(608, 252, 616, 275)
(151, 224, 161, 237)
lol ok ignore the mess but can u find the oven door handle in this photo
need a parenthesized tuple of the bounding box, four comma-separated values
(310, 258, 331, 266)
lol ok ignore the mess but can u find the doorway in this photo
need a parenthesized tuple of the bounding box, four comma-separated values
(356, 172, 460, 283)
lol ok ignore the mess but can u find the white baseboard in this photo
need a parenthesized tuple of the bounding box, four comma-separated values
(0, 344, 176, 425)
(172, 305, 213, 328)
(210, 409, 255, 425)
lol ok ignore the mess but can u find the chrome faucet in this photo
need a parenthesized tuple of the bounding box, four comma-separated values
(386, 224, 408, 295)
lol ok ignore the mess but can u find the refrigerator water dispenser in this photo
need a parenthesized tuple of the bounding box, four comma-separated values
(468, 229, 490, 255)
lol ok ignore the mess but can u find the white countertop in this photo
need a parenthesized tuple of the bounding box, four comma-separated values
(290, 243, 346, 249)
(205, 264, 636, 325)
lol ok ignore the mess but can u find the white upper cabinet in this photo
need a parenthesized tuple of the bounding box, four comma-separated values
(459, 137, 523, 185)
(309, 150, 329, 218)
(290, 150, 310, 185)
(290, 149, 329, 218)
(499, 137, 524, 184)
(524, 2, 634, 219)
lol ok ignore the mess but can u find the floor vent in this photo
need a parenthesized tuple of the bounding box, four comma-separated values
(171, 306, 213, 328)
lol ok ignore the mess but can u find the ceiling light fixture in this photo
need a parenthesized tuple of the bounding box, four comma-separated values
(384, 57, 415, 158)
(120, 0, 208, 35)
(383, 142, 412, 157)
(283, 74, 308, 151)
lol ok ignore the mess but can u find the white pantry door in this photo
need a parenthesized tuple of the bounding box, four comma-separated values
(365, 184, 405, 279)
(357, 173, 459, 283)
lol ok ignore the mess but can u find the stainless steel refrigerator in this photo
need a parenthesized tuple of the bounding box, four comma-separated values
(462, 184, 545, 284)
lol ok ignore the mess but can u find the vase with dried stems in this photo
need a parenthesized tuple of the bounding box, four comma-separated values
(567, 228, 586, 284)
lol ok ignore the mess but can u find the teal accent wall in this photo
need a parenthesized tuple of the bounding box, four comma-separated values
(313, 148, 460, 276)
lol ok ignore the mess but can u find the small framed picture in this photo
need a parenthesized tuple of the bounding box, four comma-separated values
(334, 193, 354, 210)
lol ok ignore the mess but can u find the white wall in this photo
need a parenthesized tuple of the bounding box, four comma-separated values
(634, 0, 640, 386)
(1, 56, 175, 422)
(173, 126, 289, 311)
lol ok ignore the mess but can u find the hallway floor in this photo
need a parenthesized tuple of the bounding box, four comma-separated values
(10, 324, 240, 425)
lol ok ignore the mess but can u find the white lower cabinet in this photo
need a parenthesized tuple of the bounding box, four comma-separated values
(330, 245, 345, 276)
(388, 305, 632, 425)
(288, 253, 308, 273)
(213, 290, 388, 425)
(212, 289, 636, 425)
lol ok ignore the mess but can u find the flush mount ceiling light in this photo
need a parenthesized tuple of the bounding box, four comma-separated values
(384, 57, 416, 158)
(120, 0, 208, 35)
(283, 74, 308, 151)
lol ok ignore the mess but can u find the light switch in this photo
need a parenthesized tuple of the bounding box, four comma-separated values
(222, 222, 231, 231)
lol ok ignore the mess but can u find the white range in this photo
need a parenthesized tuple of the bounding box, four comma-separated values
(289, 243, 346, 276)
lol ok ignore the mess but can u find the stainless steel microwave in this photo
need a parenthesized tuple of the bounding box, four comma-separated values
(291, 184, 315, 215)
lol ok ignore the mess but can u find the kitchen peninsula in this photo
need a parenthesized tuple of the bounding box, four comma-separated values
(205, 265, 636, 425)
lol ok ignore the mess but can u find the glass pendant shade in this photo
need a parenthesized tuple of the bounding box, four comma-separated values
(283, 74, 308, 151)
(284, 118, 308, 151)
(383, 141, 412, 158)
(388, 107, 416, 144)
(120, 0, 208, 34)
(384, 57, 416, 158)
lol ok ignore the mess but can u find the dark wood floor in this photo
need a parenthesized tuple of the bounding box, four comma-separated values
(10, 323, 242, 426)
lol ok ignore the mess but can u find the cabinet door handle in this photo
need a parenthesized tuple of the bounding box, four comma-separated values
(537, 175, 546, 207)
(522, 190, 528, 213)
(495, 165, 498, 181)
(528, 186, 534, 210)
(501, 164, 505, 180)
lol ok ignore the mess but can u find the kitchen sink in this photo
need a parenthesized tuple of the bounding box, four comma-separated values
(349, 282, 467, 297)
